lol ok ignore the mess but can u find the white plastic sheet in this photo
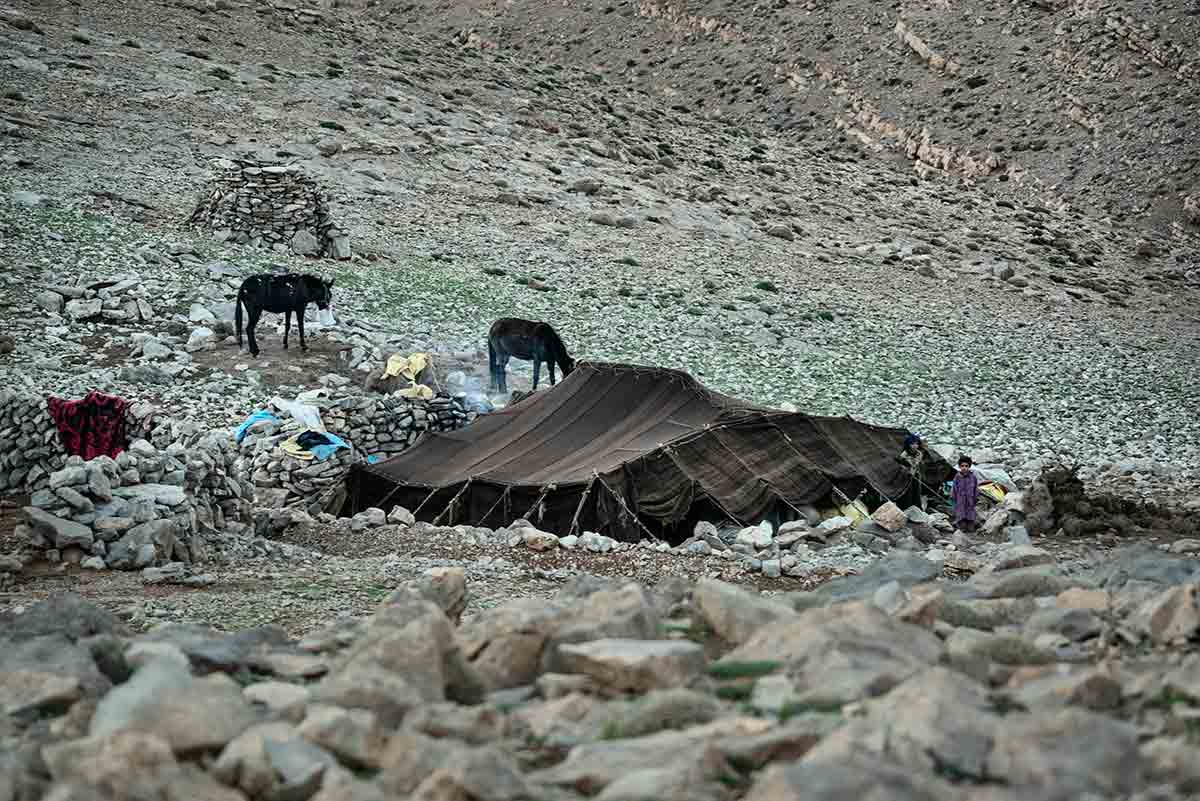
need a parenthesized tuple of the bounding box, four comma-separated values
(269, 396, 325, 432)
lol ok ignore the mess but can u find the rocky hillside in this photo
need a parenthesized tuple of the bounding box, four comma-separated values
(1, 0, 1199, 488)
(385, 0, 1200, 237)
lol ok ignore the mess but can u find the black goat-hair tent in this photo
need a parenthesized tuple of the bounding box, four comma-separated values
(341, 361, 954, 542)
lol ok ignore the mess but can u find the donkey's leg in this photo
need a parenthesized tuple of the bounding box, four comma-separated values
(297, 306, 308, 351)
(247, 308, 263, 357)
(549, 361, 557, 386)
(283, 310, 291, 350)
(499, 353, 509, 394)
(532, 358, 542, 391)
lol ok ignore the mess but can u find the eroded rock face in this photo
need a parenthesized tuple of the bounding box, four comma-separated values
(6, 538, 1200, 801)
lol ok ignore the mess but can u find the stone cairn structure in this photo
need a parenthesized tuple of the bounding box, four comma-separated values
(239, 394, 475, 522)
(15, 418, 252, 572)
(0, 390, 156, 495)
(188, 158, 351, 259)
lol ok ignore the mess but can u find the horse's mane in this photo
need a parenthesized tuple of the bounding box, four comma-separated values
(535, 323, 571, 364)
(534, 322, 569, 358)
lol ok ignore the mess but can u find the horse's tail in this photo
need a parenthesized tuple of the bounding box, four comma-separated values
(235, 284, 245, 347)
(487, 336, 497, 388)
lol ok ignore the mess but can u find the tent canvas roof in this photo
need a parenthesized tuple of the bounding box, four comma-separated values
(342, 361, 952, 541)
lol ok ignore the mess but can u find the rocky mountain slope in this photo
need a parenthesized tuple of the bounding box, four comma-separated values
(4, 2, 1200, 799)
(385, 0, 1200, 237)
(1, 0, 1199, 480)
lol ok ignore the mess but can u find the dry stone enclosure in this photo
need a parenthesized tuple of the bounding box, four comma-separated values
(189, 158, 351, 260)
(240, 393, 475, 518)
(16, 419, 252, 571)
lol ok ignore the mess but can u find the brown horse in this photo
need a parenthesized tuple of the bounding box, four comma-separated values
(487, 317, 575, 394)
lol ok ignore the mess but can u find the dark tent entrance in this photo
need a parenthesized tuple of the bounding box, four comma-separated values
(341, 362, 953, 542)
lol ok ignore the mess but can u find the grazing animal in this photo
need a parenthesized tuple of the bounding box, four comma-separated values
(235, 273, 335, 358)
(487, 317, 575, 394)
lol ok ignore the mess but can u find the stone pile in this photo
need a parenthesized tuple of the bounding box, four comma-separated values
(333, 496, 1029, 581)
(5, 542, 1200, 801)
(14, 425, 252, 571)
(239, 393, 475, 518)
(1185, 193, 1200, 226)
(33, 273, 157, 323)
(0, 390, 155, 495)
(189, 158, 351, 259)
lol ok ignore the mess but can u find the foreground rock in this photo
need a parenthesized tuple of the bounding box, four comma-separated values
(4, 546, 1200, 800)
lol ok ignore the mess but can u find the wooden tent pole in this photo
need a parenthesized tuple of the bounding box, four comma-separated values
(567, 474, 598, 537)
(431, 477, 473, 527)
(410, 484, 443, 517)
(479, 484, 513, 527)
(518, 483, 554, 523)
(593, 472, 662, 542)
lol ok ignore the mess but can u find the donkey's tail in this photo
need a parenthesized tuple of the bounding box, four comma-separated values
(235, 285, 245, 347)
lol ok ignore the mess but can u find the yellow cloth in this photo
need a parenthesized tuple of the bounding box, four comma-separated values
(383, 351, 429, 381)
(280, 434, 315, 461)
(839, 499, 869, 525)
(979, 482, 1006, 503)
(396, 384, 434, 400)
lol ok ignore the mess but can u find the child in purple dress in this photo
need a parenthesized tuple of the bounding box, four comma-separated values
(952, 455, 980, 532)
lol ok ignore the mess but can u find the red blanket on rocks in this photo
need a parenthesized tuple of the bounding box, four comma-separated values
(46, 390, 129, 460)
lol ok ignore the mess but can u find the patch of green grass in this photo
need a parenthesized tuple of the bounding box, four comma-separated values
(1144, 687, 1193, 710)
(599, 719, 625, 740)
(365, 583, 393, 602)
(778, 699, 844, 721)
(706, 660, 782, 680)
(675, 619, 713, 644)
(1184, 718, 1200, 746)
(987, 694, 1026, 717)
(715, 684, 754, 701)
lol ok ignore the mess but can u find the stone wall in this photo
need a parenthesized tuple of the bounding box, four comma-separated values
(239, 394, 474, 517)
(189, 158, 351, 260)
(15, 423, 253, 571)
(0, 390, 156, 495)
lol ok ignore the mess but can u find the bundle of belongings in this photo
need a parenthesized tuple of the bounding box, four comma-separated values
(362, 351, 437, 399)
(233, 408, 349, 461)
(279, 429, 349, 462)
(46, 390, 129, 460)
(235, 409, 278, 444)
